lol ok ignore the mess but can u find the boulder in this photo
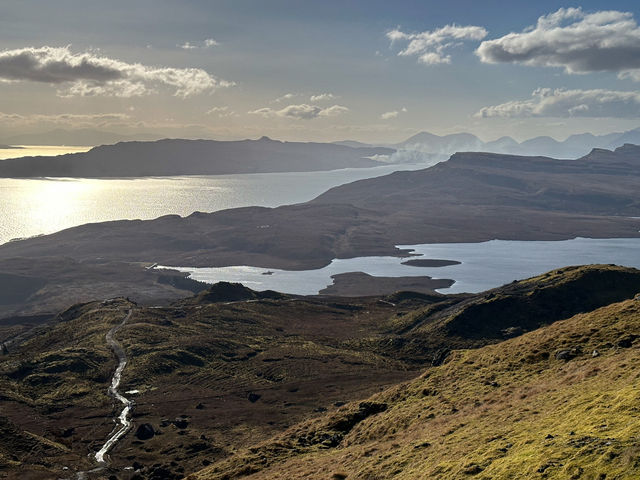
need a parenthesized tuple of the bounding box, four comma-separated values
(135, 423, 155, 440)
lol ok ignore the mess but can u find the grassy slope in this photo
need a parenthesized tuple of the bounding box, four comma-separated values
(191, 297, 640, 479)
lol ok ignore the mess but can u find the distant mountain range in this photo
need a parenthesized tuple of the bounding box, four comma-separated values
(337, 127, 640, 159)
(4, 126, 640, 161)
(0, 137, 393, 177)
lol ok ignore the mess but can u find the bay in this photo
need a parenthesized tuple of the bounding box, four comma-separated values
(161, 236, 640, 295)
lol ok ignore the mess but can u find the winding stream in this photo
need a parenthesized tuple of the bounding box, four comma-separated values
(95, 309, 133, 464)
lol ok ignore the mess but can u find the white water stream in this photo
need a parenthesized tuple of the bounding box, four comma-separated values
(94, 310, 133, 464)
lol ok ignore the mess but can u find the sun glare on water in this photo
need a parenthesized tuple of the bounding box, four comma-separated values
(0, 145, 92, 160)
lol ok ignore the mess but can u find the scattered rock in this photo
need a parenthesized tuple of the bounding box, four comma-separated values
(432, 348, 451, 366)
(616, 335, 637, 348)
(195, 403, 205, 410)
(247, 392, 261, 403)
(172, 418, 189, 429)
(502, 326, 524, 338)
(135, 423, 156, 441)
(185, 441, 210, 454)
(332, 474, 347, 480)
(545, 434, 555, 439)
(555, 349, 576, 361)
(592, 349, 600, 357)
(462, 464, 483, 474)
(333, 401, 345, 407)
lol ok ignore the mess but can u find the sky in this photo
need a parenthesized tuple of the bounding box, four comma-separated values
(2, 0, 640, 144)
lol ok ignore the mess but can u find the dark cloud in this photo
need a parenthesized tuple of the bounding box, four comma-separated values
(0, 46, 233, 97)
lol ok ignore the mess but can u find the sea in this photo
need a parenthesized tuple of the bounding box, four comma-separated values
(3, 146, 639, 295)
(0, 148, 436, 245)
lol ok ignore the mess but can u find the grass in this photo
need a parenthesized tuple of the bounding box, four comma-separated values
(191, 296, 640, 479)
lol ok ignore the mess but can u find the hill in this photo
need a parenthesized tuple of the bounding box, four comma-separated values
(0, 137, 393, 177)
(190, 271, 640, 479)
(1, 265, 638, 479)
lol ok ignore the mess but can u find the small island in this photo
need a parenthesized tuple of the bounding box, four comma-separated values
(401, 258, 462, 267)
(319, 271, 455, 296)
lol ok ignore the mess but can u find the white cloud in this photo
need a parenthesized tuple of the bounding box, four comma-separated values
(180, 39, 219, 49)
(387, 24, 487, 64)
(476, 8, 640, 81)
(310, 93, 336, 102)
(380, 107, 407, 120)
(0, 46, 233, 97)
(272, 93, 298, 103)
(206, 106, 236, 117)
(249, 104, 349, 120)
(381, 111, 398, 120)
(474, 88, 640, 118)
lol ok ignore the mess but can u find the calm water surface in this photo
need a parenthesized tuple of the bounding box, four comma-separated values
(161, 237, 640, 295)
(0, 145, 91, 160)
(0, 162, 433, 245)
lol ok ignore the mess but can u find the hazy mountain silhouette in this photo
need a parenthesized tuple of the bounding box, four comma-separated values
(0, 137, 394, 177)
(338, 127, 640, 159)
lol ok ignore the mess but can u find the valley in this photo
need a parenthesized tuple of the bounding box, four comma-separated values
(1, 265, 639, 479)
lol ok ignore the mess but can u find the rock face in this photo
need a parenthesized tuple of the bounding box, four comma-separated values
(135, 423, 155, 440)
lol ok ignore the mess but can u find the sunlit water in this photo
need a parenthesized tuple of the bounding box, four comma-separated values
(160, 236, 640, 295)
(0, 145, 91, 160)
(0, 162, 434, 245)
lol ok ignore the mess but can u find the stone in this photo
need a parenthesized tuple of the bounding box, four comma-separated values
(135, 423, 155, 441)
(247, 392, 261, 403)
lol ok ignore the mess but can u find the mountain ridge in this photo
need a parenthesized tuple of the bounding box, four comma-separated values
(0, 137, 393, 177)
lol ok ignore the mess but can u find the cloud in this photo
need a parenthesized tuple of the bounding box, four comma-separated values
(0, 112, 131, 126)
(387, 24, 487, 64)
(272, 93, 299, 103)
(476, 8, 640, 80)
(0, 46, 233, 97)
(180, 38, 219, 49)
(310, 93, 336, 102)
(380, 107, 407, 120)
(206, 106, 236, 117)
(249, 104, 349, 120)
(474, 88, 640, 118)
